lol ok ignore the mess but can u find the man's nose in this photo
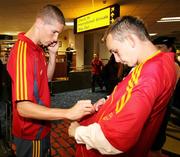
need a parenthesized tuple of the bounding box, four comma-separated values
(53, 33, 59, 41)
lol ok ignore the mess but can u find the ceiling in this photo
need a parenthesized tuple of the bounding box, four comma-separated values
(0, 0, 180, 42)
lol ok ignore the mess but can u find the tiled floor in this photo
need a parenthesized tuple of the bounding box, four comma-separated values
(51, 120, 76, 157)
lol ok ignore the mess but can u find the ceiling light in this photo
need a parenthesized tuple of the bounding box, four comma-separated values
(149, 33, 157, 36)
(65, 22, 74, 26)
(161, 17, 180, 20)
(157, 17, 180, 23)
(1, 32, 20, 35)
(157, 20, 180, 22)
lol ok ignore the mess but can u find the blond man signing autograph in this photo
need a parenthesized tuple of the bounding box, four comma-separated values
(68, 16, 177, 157)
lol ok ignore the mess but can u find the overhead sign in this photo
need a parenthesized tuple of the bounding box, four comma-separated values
(74, 4, 120, 33)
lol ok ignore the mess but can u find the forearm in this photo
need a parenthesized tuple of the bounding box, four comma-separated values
(75, 123, 122, 155)
(47, 53, 56, 81)
(17, 100, 95, 121)
(17, 101, 68, 120)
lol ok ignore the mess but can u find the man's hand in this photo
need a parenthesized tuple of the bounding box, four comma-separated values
(66, 100, 95, 120)
(93, 98, 106, 111)
(47, 41, 59, 81)
(48, 41, 59, 55)
(68, 121, 80, 137)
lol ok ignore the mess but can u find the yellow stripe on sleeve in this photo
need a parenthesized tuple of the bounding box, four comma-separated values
(19, 41, 24, 100)
(23, 42, 28, 99)
(16, 41, 28, 100)
(16, 41, 21, 100)
(116, 94, 126, 113)
(115, 63, 143, 113)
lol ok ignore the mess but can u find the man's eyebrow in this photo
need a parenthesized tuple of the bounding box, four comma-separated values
(110, 49, 118, 54)
(109, 49, 113, 53)
(53, 30, 60, 34)
(56, 31, 60, 33)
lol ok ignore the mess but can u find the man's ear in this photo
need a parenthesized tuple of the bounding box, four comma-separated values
(35, 18, 43, 29)
(125, 34, 136, 49)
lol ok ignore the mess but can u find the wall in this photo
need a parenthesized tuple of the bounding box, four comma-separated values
(84, 33, 94, 65)
(68, 29, 75, 48)
(83, 29, 110, 66)
(75, 33, 84, 69)
(93, 29, 110, 64)
(58, 30, 69, 54)
(60, 28, 110, 69)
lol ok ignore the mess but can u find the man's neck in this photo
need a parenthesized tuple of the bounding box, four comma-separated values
(25, 25, 39, 45)
(138, 41, 159, 64)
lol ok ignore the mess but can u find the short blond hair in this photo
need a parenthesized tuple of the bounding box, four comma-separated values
(36, 4, 65, 25)
(103, 16, 150, 42)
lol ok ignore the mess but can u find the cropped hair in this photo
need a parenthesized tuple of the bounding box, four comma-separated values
(103, 16, 150, 42)
(36, 4, 65, 25)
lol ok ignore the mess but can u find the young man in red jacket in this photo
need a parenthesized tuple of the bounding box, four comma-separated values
(7, 5, 94, 157)
(68, 16, 177, 157)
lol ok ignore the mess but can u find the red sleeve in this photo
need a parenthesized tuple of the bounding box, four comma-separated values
(8, 40, 35, 103)
(99, 62, 163, 151)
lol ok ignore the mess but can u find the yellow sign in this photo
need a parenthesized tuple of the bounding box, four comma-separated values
(74, 4, 120, 33)
(77, 8, 110, 33)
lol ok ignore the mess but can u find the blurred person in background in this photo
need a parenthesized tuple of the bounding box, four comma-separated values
(91, 53, 104, 92)
(66, 42, 75, 74)
(101, 54, 123, 95)
(0, 54, 11, 138)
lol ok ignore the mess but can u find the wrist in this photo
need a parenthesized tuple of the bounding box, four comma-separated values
(73, 127, 78, 138)
(65, 108, 71, 119)
(48, 53, 56, 63)
(49, 52, 56, 58)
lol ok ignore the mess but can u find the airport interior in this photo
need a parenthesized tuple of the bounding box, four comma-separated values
(0, 0, 180, 157)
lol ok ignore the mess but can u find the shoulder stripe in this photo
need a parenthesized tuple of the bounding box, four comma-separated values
(19, 41, 24, 100)
(16, 41, 28, 100)
(23, 42, 28, 99)
(115, 63, 144, 113)
(16, 41, 21, 100)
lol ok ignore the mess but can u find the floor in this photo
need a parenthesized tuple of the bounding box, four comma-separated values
(163, 123, 180, 155)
